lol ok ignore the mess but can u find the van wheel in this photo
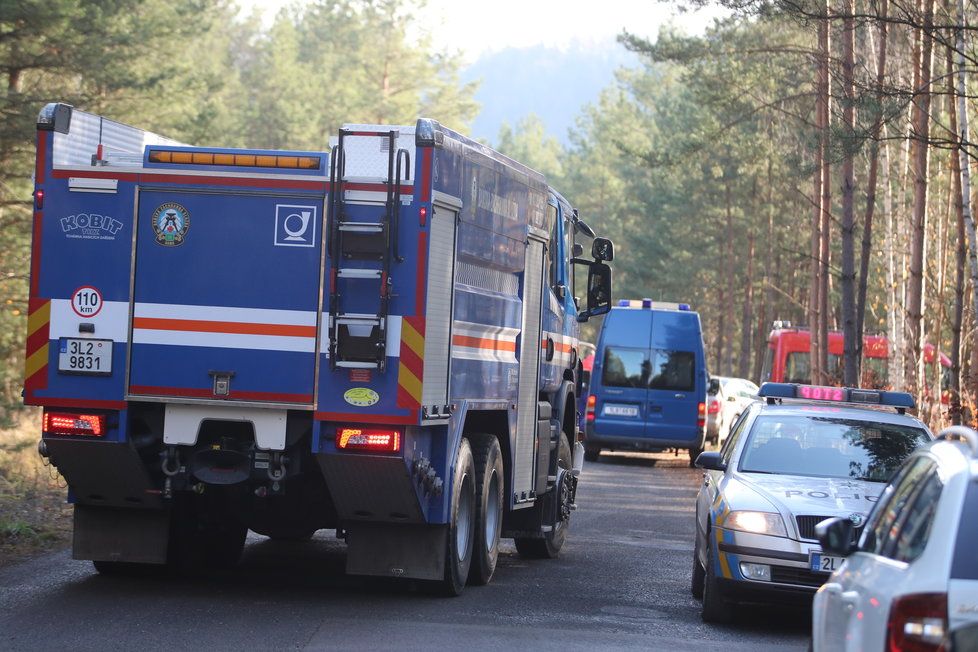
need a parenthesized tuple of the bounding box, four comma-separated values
(689, 446, 703, 468)
(584, 445, 600, 463)
(514, 435, 572, 559)
(468, 434, 503, 586)
(440, 437, 476, 596)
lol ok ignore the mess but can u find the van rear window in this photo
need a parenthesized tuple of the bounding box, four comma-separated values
(649, 350, 695, 391)
(602, 348, 647, 388)
(601, 347, 695, 391)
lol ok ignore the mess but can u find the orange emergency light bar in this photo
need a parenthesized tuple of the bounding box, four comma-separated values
(148, 149, 322, 170)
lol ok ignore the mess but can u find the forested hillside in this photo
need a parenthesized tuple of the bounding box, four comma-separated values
(2, 0, 977, 429)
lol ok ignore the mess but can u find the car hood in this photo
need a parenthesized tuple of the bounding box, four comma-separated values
(733, 472, 882, 521)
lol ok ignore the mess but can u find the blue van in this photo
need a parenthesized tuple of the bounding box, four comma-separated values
(584, 299, 708, 466)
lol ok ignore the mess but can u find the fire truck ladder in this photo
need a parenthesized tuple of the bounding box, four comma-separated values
(327, 129, 410, 372)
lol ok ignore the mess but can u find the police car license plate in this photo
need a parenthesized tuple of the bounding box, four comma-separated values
(810, 551, 844, 573)
(58, 338, 112, 375)
(604, 405, 639, 417)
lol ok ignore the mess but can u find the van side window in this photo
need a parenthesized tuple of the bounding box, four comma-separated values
(649, 350, 694, 391)
(602, 347, 648, 388)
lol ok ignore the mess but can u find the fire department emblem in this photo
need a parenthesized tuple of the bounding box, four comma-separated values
(152, 202, 190, 246)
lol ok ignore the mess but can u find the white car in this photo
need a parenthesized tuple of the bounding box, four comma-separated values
(812, 426, 978, 651)
(715, 376, 759, 444)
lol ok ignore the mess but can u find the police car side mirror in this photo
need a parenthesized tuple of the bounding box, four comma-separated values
(694, 451, 726, 471)
(815, 517, 856, 556)
(709, 378, 720, 395)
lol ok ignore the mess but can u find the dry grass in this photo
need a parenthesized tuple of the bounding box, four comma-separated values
(0, 409, 72, 567)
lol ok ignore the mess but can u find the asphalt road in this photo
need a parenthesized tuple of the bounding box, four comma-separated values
(0, 452, 809, 651)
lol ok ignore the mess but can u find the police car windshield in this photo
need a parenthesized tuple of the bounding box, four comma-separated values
(738, 415, 930, 481)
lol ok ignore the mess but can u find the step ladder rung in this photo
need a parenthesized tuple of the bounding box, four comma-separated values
(335, 361, 380, 369)
(338, 268, 382, 279)
(338, 222, 385, 233)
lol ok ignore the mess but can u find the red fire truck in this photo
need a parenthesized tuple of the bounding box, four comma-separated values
(761, 322, 950, 392)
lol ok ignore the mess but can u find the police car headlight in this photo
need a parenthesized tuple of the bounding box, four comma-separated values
(725, 511, 787, 537)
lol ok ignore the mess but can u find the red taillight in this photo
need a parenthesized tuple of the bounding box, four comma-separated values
(886, 592, 947, 652)
(708, 399, 721, 414)
(698, 402, 706, 416)
(42, 411, 106, 437)
(336, 427, 401, 453)
(586, 395, 596, 422)
(697, 402, 706, 429)
(34, 188, 44, 210)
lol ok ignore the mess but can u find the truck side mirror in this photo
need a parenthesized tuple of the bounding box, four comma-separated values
(591, 237, 614, 262)
(578, 262, 611, 322)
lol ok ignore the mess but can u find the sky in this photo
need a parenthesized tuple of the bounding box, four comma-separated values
(235, 0, 726, 60)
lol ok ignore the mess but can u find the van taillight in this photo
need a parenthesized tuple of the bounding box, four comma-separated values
(42, 411, 106, 437)
(336, 427, 401, 453)
(697, 402, 706, 429)
(886, 592, 947, 652)
(586, 395, 596, 422)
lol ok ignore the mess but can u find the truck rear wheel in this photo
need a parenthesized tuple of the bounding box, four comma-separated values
(514, 434, 572, 559)
(440, 437, 476, 596)
(467, 434, 503, 586)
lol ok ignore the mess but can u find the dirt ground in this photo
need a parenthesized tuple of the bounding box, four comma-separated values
(0, 410, 72, 568)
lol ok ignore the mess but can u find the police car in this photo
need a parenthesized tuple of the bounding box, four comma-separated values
(691, 382, 933, 623)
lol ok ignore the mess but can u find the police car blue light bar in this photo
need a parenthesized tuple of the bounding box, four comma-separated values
(757, 382, 915, 409)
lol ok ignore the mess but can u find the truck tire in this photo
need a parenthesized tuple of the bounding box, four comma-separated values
(468, 434, 503, 586)
(440, 437, 476, 596)
(514, 434, 572, 559)
(701, 533, 733, 623)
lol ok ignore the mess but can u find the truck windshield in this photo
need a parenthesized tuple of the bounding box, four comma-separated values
(738, 415, 930, 481)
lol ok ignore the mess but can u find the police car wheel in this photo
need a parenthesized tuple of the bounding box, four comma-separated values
(441, 437, 476, 596)
(514, 435, 572, 559)
(690, 532, 705, 599)
(467, 434, 504, 586)
(701, 533, 733, 623)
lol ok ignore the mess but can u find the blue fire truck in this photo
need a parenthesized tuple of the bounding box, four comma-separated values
(27, 103, 613, 594)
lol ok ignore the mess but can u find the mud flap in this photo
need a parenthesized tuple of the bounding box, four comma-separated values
(345, 523, 447, 581)
(73, 504, 169, 564)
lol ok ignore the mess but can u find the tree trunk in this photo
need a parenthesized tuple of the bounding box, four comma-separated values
(857, 0, 889, 385)
(948, 43, 965, 424)
(906, 0, 935, 399)
(840, 0, 858, 386)
(740, 230, 755, 379)
(818, 0, 832, 383)
(955, 0, 978, 406)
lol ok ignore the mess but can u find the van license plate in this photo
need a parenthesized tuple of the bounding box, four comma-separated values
(603, 405, 639, 417)
(810, 552, 844, 573)
(58, 338, 112, 375)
